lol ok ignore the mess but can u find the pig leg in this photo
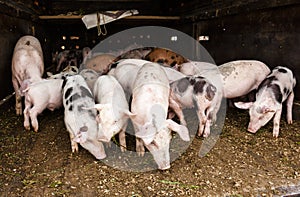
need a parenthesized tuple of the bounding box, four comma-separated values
(119, 128, 127, 152)
(66, 124, 79, 152)
(273, 107, 283, 138)
(196, 109, 207, 137)
(12, 77, 22, 115)
(168, 97, 187, 126)
(23, 99, 31, 131)
(286, 91, 294, 124)
(136, 138, 145, 156)
(29, 104, 46, 132)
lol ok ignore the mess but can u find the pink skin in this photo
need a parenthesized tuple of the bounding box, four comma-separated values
(22, 79, 63, 132)
(12, 36, 44, 116)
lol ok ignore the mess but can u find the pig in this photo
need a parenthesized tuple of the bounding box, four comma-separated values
(62, 75, 106, 159)
(176, 61, 224, 137)
(169, 76, 218, 137)
(55, 50, 82, 72)
(80, 53, 116, 74)
(218, 60, 271, 98)
(130, 62, 190, 170)
(12, 35, 44, 115)
(93, 75, 133, 152)
(79, 69, 100, 92)
(47, 65, 78, 79)
(21, 79, 64, 132)
(145, 47, 189, 67)
(234, 66, 296, 137)
(112, 47, 154, 62)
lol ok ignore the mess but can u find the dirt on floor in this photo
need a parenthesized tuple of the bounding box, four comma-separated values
(0, 98, 300, 197)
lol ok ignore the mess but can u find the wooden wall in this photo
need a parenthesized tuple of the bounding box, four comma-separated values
(196, 5, 300, 100)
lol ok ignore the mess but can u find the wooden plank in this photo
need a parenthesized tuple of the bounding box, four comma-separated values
(39, 15, 180, 20)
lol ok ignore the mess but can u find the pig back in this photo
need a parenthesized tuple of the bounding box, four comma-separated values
(85, 54, 116, 74)
(133, 63, 170, 92)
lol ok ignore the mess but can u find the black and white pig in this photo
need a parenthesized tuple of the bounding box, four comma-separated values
(234, 66, 296, 137)
(176, 61, 224, 137)
(169, 76, 218, 138)
(21, 79, 64, 132)
(130, 62, 190, 170)
(12, 35, 44, 115)
(62, 75, 106, 159)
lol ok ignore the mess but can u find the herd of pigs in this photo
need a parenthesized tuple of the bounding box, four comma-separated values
(10, 35, 296, 170)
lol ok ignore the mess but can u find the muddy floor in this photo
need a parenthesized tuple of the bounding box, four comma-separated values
(0, 98, 300, 197)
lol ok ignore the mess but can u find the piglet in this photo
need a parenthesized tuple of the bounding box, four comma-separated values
(21, 79, 63, 132)
(63, 75, 106, 159)
(235, 66, 296, 137)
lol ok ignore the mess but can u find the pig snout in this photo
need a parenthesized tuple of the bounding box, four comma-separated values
(247, 123, 259, 134)
(98, 135, 111, 143)
(95, 153, 107, 160)
(158, 162, 171, 170)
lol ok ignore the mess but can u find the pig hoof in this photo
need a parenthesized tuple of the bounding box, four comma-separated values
(287, 120, 293, 124)
(120, 146, 127, 152)
(24, 126, 30, 131)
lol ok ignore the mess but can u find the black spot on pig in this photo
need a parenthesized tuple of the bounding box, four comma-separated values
(25, 41, 30, 45)
(80, 126, 88, 132)
(176, 77, 190, 93)
(277, 68, 287, 73)
(70, 93, 81, 102)
(64, 87, 73, 99)
(170, 61, 177, 67)
(157, 59, 165, 64)
(77, 104, 84, 112)
(171, 56, 175, 59)
(88, 110, 96, 119)
(270, 84, 282, 103)
(188, 77, 196, 85)
(62, 77, 67, 89)
(80, 86, 93, 98)
(206, 84, 216, 101)
(193, 80, 206, 94)
(258, 76, 276, 89)
(71, 67, 77, 73)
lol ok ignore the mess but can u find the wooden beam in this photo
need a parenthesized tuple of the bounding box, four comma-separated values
(39, 15, 180, 20)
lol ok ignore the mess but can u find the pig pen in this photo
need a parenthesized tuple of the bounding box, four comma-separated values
(0, 97, 300, 196)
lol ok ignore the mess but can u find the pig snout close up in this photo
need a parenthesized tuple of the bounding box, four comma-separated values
(235, 66, 296, 137)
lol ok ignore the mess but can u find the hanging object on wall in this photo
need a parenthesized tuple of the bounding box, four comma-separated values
(82, 10, 139, 33)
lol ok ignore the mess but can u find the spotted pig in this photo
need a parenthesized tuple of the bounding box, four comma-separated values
(235, 66, 296, 137)
(62, 75, 106, 159)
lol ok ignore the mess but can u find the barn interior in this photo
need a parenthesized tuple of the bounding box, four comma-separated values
(1, 1, 300, 196)
(0, 0, 299, 102)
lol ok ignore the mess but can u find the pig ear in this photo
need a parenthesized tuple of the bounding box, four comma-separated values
(135, 122, 156, 145)
(73, 132, 87, 143)
(94, 104, 109, 111)
(122, 109, 136, 117)
(234, 102, 253, 109)
(165, 119, 190, 142)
